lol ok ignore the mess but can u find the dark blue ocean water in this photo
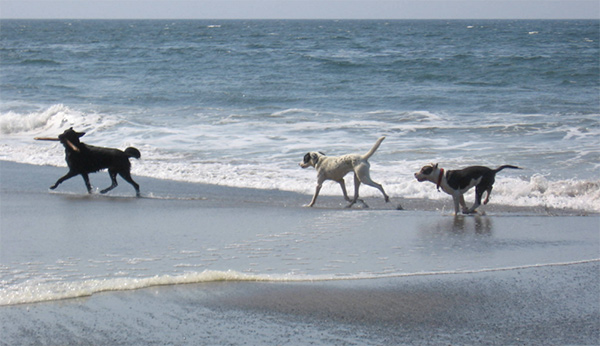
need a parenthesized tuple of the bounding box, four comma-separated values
(2, 20, 598, 113)
(1, 20, 599, 210)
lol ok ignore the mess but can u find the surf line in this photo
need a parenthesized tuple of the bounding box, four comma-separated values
(368, 258, 600, 281)
(2, 259, 598, 306)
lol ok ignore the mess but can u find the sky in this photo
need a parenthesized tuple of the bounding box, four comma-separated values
(0, 0, 598, 20)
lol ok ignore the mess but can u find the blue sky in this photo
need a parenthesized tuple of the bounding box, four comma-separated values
(1, 0, 598, 19)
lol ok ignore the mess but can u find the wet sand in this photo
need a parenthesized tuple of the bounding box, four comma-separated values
(0, 161, 599, 345)
(1, 262, 598, 345)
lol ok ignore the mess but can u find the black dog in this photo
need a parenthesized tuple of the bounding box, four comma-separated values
(38, 128, 141, 197)
(415, 163, 521, 214)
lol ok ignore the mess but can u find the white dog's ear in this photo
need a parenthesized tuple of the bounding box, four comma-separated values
(434, 163, 438, 169)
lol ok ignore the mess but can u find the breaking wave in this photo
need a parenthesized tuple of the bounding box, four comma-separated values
(2, 259, 598, 306)
(1, 104, 599, 213)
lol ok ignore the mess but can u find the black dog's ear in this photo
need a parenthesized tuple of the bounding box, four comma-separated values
(311, 153, 319, 164)
(303, 153, 311, 164)
(77, 131, 86, 137)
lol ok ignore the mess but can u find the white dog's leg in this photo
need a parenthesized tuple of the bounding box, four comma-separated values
(338, 179, 351, 201)
(306, 183, 322, 207)
(354, 163, 389, 202)
(360, 176, 389, 202)
(345, 174, 370, 208)
(346, 174, 359, 207)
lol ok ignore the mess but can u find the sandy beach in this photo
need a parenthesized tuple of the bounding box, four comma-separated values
(1, 161, 599, 345)
(1, 262, 598, 345)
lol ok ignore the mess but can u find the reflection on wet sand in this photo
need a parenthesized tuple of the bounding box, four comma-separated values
(450, 215, 493, 235)
(421, 215, 494, 236)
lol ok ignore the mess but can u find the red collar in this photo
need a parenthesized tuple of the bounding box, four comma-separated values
(436, 168, 444, 191)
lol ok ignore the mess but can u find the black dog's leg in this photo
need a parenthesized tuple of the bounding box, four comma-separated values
(118, 171, 140, 197)
(100, 170, 118, 194)
(81, 173, 92, 194)
(50, 171, 78, 190)
(483, 187, 493, 205)
(467, 185, 486, 214)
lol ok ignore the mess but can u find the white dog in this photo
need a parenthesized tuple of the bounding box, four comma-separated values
(299, 136, 390, 207)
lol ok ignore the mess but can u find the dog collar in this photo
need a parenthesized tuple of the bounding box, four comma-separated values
(436, 168, 444, 191)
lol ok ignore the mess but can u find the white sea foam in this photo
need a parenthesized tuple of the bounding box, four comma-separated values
(0, 104, 120, 138)
(2, 259, 598, 306)
(1, 105, 599, 212)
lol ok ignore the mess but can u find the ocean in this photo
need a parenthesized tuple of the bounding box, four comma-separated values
(1, 19, 599, 211)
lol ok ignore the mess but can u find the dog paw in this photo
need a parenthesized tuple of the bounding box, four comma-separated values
(345, 201, 359, 208)
(49, 185, 57, 190)
(347, 199, 369, 208)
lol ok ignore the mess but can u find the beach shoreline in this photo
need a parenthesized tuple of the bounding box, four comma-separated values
(1, 160, 595, 215)
(1, 160, 599, 345)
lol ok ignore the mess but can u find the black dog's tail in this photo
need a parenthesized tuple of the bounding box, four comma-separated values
(125, 147, 141, 159)
(494, 165, 521, 173)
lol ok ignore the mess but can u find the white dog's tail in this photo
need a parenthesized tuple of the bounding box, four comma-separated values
(362, 136, 385, 159)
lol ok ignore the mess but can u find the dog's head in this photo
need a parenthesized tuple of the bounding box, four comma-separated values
(58, 127, 85, 151)
(299, 152, 325, 169)
(414, 163, 439, 182)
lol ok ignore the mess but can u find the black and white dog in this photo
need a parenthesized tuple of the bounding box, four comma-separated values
(299, 136, 390, 207)
(36, 127, 141, 197)
(414, 163, 521, 214)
